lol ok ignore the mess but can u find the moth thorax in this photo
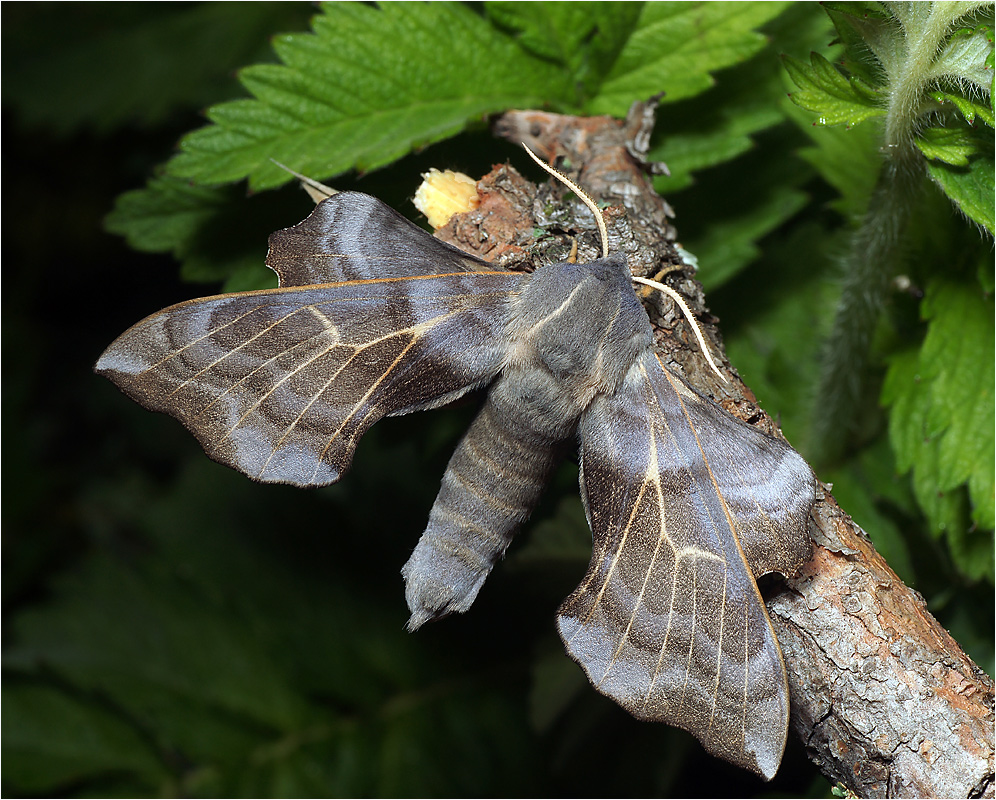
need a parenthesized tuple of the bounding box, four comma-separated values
(506, 258, 653, 409)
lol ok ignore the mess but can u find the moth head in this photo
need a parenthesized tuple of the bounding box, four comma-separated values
(521, 144, 726, 383)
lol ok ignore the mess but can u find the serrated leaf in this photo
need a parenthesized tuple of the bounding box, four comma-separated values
(915, 126, 980, 165)
(105, 174, 278, 290)
(787, 97, 883, 218)
(822, 1, 898, 83)
(927, 149, 996, 232)
(929, 89, 996, 126)
(589, 1, 792, 115)
(484, 2, 643, 105)
(919, 280, 995, 524)
(689, 181, 809, 290)
(648, 5, 827, 193)
(783, 52, 887, 127)
(105, 175, 234, 253)
(168, 3, 568, 190)
(882, 278, 994, 577)
(719, 220, 841, 448)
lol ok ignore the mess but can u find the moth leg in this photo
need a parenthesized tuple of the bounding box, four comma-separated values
(402, 374, 566, 630)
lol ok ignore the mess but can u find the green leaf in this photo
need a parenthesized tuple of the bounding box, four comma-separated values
(928, 16, 996, 92)
(882, 278, 995, 580)
(589, 1, 792, 115)
(104, 174, 277, 290)
(783, 51, 887, 127)
(646, 4, 833, 284)
(929, 89, 996, 126)
(919, 281, 995, 528)
(718, 220, 842, 448)
(927, 149, 996, 232)
(822, 2, 898, 84)
(787, 99, 883, 218)
(649, 1, 833, 194)
(168, 3, 568, 190)
(683, 155, 809, 291)
(484, 2, 643, 105)
(915, 126, 980, 165)
(105, 175, 235, 254)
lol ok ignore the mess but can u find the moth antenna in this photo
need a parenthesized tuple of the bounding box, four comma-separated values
(522, 144, 724, 382)
(269, 159, 338, 203)
(521, 143, 609, 258)
(631, 276, 728, 383)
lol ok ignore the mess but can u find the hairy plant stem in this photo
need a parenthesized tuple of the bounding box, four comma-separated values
(809, 2, 972, 464)
(810, 157, 922, 464)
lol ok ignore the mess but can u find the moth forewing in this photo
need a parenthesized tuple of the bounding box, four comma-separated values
(96, 194, 525, 488)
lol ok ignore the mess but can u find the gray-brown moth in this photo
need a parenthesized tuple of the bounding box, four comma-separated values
(96, 162, 815, 779)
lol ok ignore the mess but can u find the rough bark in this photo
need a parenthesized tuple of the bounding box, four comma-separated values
(428, 100, 994, 798)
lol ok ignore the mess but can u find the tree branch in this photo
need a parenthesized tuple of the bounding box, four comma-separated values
(429, 100, 994, 799)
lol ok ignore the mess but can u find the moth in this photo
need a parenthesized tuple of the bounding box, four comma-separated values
(96, 151, 815, 780)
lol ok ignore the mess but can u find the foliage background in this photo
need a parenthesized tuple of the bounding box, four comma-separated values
(3, 3, 992, 797)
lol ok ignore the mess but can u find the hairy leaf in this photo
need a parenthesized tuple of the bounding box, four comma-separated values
(929, 89, 996, 127)
(915, 126, 983, 166)
(782, 52, 886, 127)
(927, 150, 996, 232)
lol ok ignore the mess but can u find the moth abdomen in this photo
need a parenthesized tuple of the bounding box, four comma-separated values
(402, 374, 569, 630)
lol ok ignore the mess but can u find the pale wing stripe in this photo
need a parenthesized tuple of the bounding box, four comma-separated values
(677, 559, 699, 715)
(195, 322, 340, 418)
(656, 355, 765, 728)
(640, 388, 723, 708)
(600, 482, 668, 687)
(644, 505, 683, 708)
(565, 478, 648, 647)
(309, 310, 469, 480)
(170, 304, 338, 403)
(259, 332, 418, 479)
(741, 590, 751, 741)
(218, 319, 421, 446)
(153, 304, 269, 374)
(569, 364, 672, 646)
(219, 289, 488, 445)
(707, 561, 729, 736)
(598, 392, 673, 684)
(196, 289, 502, 418)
